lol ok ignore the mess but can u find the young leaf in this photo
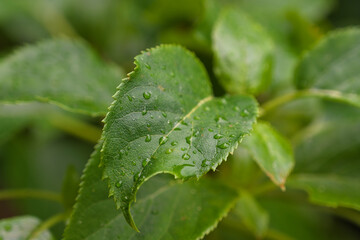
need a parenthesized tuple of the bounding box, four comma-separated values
(101, 45, 258, 230)
(234, 191, 269, 238)
(0, 215, 54, 240)
(288, 174, 360, 210)
(243, 122, 294, 189)
(0, 39, 123, 116)
(294, 28, 360, 107)
(64, 144, 238, 240)
(212, 8, 273, 95)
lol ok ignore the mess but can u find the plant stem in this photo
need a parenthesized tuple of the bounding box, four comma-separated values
(29, 211, 71, 239)
(260, 89, 348, 117)
(48, 113, 101, 143)
(0, 189, 62, 203)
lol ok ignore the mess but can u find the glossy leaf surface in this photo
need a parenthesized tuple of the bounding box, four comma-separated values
(244, 122, 294, 188)
(0, 39, 122, 116)
(64, 144, 238, 239)
(212, 9, 273, 95)
(295, 28, 360, 107)
(101, 45, 258, 229)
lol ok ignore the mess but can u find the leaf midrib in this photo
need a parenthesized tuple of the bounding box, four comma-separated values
(136, 95, 213, 183)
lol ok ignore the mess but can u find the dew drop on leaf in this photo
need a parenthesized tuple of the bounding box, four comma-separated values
(142, 158, 150, 167)
(143, 91, 152, 99)
(182, 153, 190, 160)
(145, 134, 151, 142)
(214, 133, 223, 139)
(217, 142, 229, 149)
(115, 181, 122, 188)
(241, 109, 249, 117)
(208, 128, 214, 132)
(186, 136, 191, 144)
(171, 141, 178, 146)
(159, 136, 168, 145)
(127, 95, 133, 101)
(165, 149, 173, 154)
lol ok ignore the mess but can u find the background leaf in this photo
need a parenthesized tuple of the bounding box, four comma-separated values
(288, 174, 360, 210)
(0, 215, 54, 240)
(212, 8, 273, 95)
(64, 144, 238, 240)
(294, 28, 360, 107)
(234, 191, 269, 238)
(0, 38, 123, 116)
(243, 122, 294, 188)
(101, 45, 258, 229)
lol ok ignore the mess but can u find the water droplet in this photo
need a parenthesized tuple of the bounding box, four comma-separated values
(127, 95, 133, 101)
(119, 149, 125, 158)
(133, 172, 141, 182)
(160, 129, 165, 134)
(193, 131, 200, 137)
(165, 149, 173, 154)
(217, 142, 229, 149)
(147, 123, 151, 128)
(174, 127, 181, 131)
(171, 141, 178, 146)
(214, 133, 223, 139)
(162, 112, 167, 118)
(145, 135, 151, 142)
(215, 116, 227, 123)
(194, 116, 200, 120)
(193, 150, 197, 154)
(131, 161, 136, 166)
(145, 63, 151, 69)
(181, 121, 188, 126)
(181, 147, 187, 151)
(233, 106, 240, 111)
(230, 134, 236, 138)
(241, 109, 249, 117)
(143, 91, 152, 99)
(208, 128, 214, 132)
(182, 154, 190, 160)
(142, 108, 147, 115)
(159, 136, 168, 145)
(186, 136, 191, 144)
(142, 158, 150, 167)
(115, 181, 122, 188)
(201, 160, 211, 167)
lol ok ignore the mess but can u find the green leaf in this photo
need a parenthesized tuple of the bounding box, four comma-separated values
(243, 122, 294, 188)
(234, 191, 269, 238)
(212, 9, 273, 95)
(64, 144, 238, 240)
(61, 165, 80, 209)
(0, 39, 123, 116)
(101, 45, 258, 230)
(0, 215, 54, 240)
(294, 28, 360, 107)
(288, 174, 360, 210)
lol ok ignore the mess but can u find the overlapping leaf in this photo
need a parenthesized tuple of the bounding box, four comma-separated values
(295, 28, 360, 107)
(101, 45, 258, 229)
(212, 9, 273, 95)
(64, 144, 238, 240)
(243, 122, 294, 188)
(0, 216, 53, 240)
(0, 39, 122, 116)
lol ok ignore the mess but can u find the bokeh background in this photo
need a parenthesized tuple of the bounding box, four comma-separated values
(0, 0, 360, 239)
